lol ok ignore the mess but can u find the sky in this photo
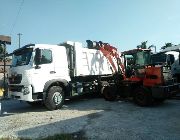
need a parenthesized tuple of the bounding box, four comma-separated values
(0, 0, 180, 53)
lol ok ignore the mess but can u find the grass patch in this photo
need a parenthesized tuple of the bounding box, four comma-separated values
(40, 133, 86, 140)
(0, 138, 30, 140)
(0, 131, 87, 140)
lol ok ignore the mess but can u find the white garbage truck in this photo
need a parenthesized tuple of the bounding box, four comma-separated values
(8, 41, 122, 110)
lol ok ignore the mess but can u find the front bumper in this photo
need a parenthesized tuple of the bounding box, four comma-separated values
(8, 85, 34, 101)
(152, 83, 180, 99)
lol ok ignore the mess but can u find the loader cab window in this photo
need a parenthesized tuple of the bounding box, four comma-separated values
(126, 55, 134, 66)
(125, 51, 151, 67)
(35, 49, 52, 65)
(125, 55, 135, 78)
(124, 51, 151, 78)
(135, 51, 151, 66)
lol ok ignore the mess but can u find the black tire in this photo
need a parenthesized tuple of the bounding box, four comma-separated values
(26, 101, 43, 106)
(133, 86, 152, 106)
(154, 98, 166, 103)
(103, 85, 117, 101)
(100, 81, 109, 95)
(44, 86, 65, 110)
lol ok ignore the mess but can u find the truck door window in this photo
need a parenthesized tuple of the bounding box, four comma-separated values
(39, 49, 52, 65)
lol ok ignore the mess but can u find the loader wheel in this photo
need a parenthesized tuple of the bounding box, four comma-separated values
(44, 86, 65, 110)
(154, 98, 166, 103)
(133, 87, 152, 106)
(103, 85, 117, 101)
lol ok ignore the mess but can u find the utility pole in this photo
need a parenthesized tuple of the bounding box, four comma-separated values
(149, 45, 156, 53)
(17, 33, 22, 48)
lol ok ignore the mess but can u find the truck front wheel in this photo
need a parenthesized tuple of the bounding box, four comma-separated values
(44, 86, 65, 110)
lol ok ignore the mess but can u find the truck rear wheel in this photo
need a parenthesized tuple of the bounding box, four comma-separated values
(133, 87, 152, 106)
(44, 86, 65, 110)
(103, 85, 117, 101)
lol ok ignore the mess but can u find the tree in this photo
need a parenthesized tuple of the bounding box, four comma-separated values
(161, 43, 173, 50)
(0, 44, 8, 61)
(137, 41, 148, 49)
(0, 44, 5, 54)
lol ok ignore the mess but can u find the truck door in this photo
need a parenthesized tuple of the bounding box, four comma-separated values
(32, 48, 55, 93)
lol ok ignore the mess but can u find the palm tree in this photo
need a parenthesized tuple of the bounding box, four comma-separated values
(137, 41, 148, 49)
(0, 44, 5, 54)
(0, 44, 7, 61)
(161, 43, 173, 50)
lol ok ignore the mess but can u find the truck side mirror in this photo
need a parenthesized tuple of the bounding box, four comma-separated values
(34, 48, 42, 67)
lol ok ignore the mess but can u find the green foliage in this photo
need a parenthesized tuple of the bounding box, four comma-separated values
(137, 41, 148, 49)
(161, 43, 173, 50)
(0, 132, 87, 140)
(0, 138, 30, 140)
(0, 44, 5, 54)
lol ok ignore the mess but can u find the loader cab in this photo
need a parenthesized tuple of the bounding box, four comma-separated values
(123, 49, 151, 78)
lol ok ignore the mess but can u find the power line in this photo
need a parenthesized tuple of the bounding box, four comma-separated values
(10, 0, 25, 35)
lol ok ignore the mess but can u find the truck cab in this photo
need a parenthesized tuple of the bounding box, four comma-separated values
(151, 45, 180, 82)
(8, 44, 70, 102)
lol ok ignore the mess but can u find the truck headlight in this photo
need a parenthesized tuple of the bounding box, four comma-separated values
(22, 87, 30, 95)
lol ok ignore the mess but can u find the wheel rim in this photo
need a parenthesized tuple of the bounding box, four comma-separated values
(53, 92, 63, 105)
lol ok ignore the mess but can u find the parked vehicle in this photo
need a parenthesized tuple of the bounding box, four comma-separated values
(99, 46, 180, 106)
(8, 41, 120, 110)
(151, 45, 180, 82)
(8, 40, 179, 109)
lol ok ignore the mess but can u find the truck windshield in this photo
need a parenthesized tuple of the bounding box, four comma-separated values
(12, 48, 33, 67)
(151, 54, 167, 64)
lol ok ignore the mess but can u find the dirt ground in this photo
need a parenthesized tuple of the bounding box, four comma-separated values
(0, 96, 180, 140)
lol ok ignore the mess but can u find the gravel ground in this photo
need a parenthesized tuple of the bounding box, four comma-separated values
(0, 96, 180, 140)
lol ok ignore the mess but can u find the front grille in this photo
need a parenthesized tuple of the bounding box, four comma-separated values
(162, 66, 173, 83)
(9, 85, 23, 92)
(9, 74, 22, 84)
